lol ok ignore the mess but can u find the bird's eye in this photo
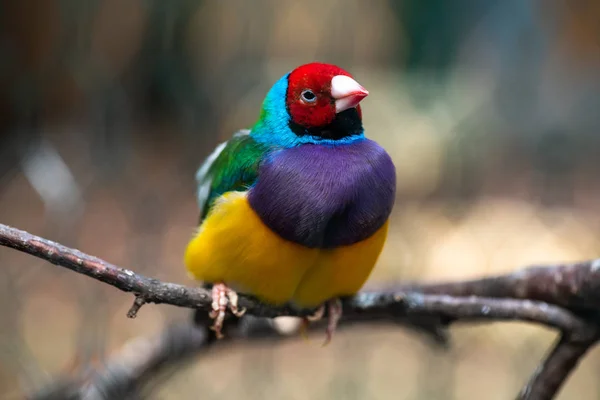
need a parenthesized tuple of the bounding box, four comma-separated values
(300, 89, 317, 103)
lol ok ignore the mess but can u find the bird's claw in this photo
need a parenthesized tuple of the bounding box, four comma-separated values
(226, 289, 247, 317)
(300, 304, 325, 340)
(306, 305, 325, 321)
(300, 299, 343, 345)
(209, 283, 246, 339)
(323, 298, 343, 346)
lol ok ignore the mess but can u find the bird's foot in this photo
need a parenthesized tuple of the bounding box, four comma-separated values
(300, 304, 326, 339)
(324, 298, 343, 346)
(208, 283, 246, 339)
(300, 299, 343, 345)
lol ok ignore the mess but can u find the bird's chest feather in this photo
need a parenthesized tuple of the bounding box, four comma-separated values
(247, 139, 396, 248)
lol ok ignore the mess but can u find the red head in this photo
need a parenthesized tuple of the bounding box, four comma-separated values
(286, 63, 369, 129)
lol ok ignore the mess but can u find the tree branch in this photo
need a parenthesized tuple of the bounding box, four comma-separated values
(518, 333, 599, 400)
(409, 261, 600, 311)
(1, 223, 599, 400)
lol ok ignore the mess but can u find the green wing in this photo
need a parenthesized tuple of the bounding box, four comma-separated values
(196, 130, 269, 220)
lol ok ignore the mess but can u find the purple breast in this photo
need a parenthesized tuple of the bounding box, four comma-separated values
(247, 139, 396, 248)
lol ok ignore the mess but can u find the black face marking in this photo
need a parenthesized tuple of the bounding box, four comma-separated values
(288, 108, 363, 140)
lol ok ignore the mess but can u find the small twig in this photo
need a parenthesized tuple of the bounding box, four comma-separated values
(127, 296, 146, 319)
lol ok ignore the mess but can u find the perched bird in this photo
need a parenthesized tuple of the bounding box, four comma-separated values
(185, 62, 396, 341)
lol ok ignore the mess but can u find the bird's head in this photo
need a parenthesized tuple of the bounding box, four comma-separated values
(255, 62, 369, 146)
(286, 63, 368, 131)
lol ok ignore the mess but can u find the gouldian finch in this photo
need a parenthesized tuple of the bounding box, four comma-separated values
(185, 62, 396, 341)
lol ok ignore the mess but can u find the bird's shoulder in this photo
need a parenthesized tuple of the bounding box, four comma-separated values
(196, 129, 270, 219)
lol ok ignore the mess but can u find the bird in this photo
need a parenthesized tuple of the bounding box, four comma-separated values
(184, 62, 396, 342)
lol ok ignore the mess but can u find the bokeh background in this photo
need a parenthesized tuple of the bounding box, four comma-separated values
(1, 1, 600, 399)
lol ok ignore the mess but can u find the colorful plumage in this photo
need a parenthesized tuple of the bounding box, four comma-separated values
(185, 62, 396, 341)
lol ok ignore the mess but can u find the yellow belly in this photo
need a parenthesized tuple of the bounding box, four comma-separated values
(184, 191, 389, 307)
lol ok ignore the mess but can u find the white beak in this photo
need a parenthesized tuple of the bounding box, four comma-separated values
(331, 75, 369, 113)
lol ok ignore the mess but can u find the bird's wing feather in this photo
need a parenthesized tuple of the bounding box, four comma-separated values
(195, 129, 268, 220)
(196, 130, 250, 213)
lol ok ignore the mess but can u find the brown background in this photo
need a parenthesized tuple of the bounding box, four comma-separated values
(1, 1, 600, 398)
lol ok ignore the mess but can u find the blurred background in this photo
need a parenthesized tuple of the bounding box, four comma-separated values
(1, 0, 600, 398)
